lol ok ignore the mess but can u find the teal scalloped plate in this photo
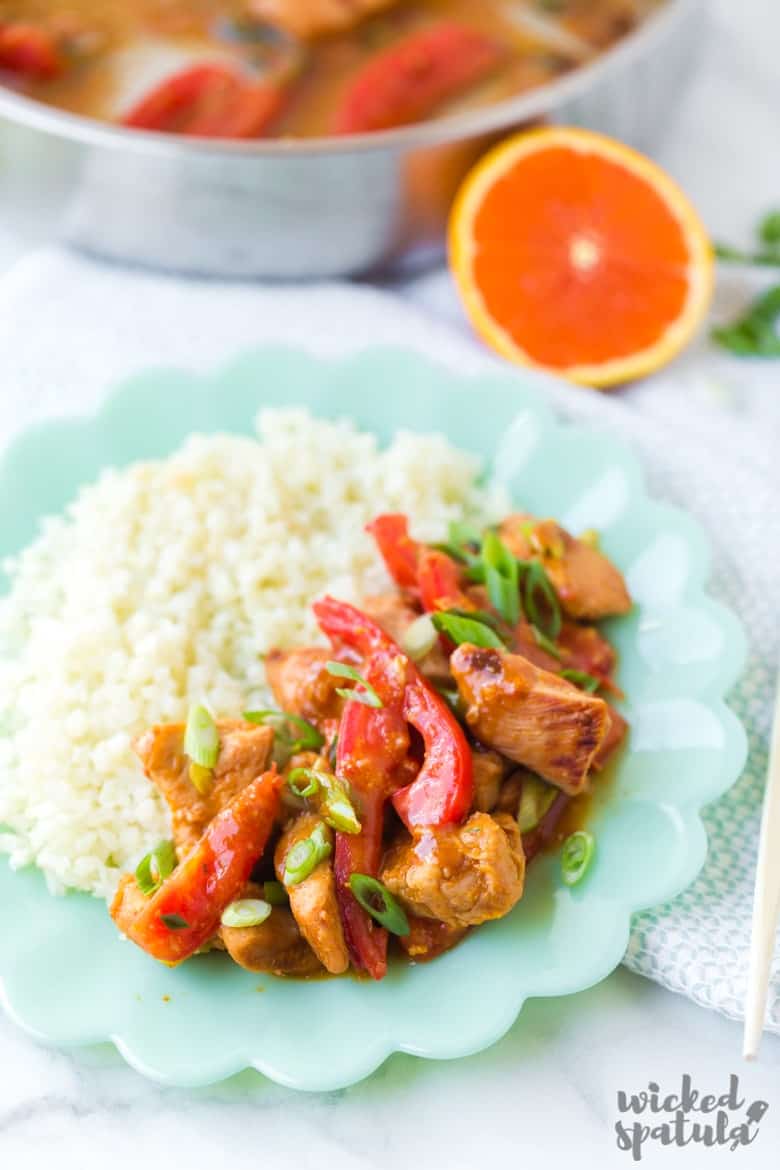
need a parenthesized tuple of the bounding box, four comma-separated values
(0, 347, 747, 1091)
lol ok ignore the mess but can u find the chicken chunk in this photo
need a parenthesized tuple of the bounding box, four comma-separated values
(450, 645, 610, 795)
(381, 812, 525, 929)
(362, 591, 451, 686)
(265, 646, 344, 725)
(110, 872, 149, 937)
(593, 703, 628, 770)
(133, 719, 275, 856)
(249, 0, 398, 39)
(275, 812, 349, 975)
(470, 747, 506, 812)
(398, 915, 467, 962)
(219, 884, 321, 976)
(500, 514, 631, 620)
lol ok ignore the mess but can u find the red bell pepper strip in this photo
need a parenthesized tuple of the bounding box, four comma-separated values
(333, 21, 503, 135)
(365, 513, 421, 589)
(0, 23, 63, 79)
(121, 63, 285, 138)
(115, 768, 281, 964)
(332, 642, 412, 980)
(417, 547, 473, 614)
(313, 599, 472, 828)
(312, 594, 397, 660)
(392, 675, 473, 830)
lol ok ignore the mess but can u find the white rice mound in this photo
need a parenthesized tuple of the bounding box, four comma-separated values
(0, 409, 503, 900)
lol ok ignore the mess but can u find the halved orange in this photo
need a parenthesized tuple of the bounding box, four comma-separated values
(449, 127, 714, 388)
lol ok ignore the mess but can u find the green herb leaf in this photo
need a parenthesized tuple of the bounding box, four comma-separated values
(431, 610, 505, 650)
(560, 831, 596, 886)
(325, 661, 383, 708)
(135, 840, 177, 896)
(759, 211, 780, 248)
(713, 242, 780, 267)
(221, 899, 272, 929)
(349, 873, 410, 936)
(560, 669, 601, 693)
(712, 285, 780, 357)
(184, 704, 220, 769)
(160, 913, 189, 931)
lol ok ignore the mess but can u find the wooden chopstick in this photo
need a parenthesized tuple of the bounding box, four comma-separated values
(743, 671, 780, 1059)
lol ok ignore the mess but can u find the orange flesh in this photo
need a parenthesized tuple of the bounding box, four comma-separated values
(470, 146, 692, 368)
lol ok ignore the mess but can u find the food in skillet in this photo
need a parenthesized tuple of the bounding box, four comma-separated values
(0, 1, 664, 138)
(111, 511, 631, 979)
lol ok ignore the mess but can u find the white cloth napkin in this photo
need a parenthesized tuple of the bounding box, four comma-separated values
(0, 249, 777, 1032)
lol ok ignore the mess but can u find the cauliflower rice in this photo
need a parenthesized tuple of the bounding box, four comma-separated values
(0, 409, 502, 899)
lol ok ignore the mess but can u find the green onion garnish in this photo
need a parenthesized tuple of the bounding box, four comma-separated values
(482, 530, 520, 626)
(531, 625, 562, 661)
(287, 767, 322, 800)
(263, 880, 289, 906)
(325, 661, 383, 708)
(431, 521, 483, 566)
(284, 822, 332, 887)
(401, 613, 438, 661)
(135, 840, 177, 896)
(517, 775, 557, 833)
(188, 761, 213, 796)
(328, 734, 339, 771)
(184, 703, 220, 770)
(243, 709, 324, 766)
(523, 561, 562, 640)
(160, 913, 189, 931)
(431, 611, 505, 650)
(319, 773, 361, 835)
(560, 669, 600, 693)
(560, 830, 596, 886)
(221, 899, 272, 929)
(348, 873, 410, 937)
(579, 528, 600, 550)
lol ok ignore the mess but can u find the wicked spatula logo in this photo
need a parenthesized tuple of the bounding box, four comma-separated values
(615, 1076, 768, 1161)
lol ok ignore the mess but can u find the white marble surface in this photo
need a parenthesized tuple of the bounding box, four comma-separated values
(1, 1, 780, 1166)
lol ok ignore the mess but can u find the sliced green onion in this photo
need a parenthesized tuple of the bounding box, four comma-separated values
(184, 703, 220, 769)
(449, 520, 482, 549)
(561, 830, 595, 886)
(319, 773, 361, 835)
(482, 530, 520, 626)
(221, 898, 272, 929)
(135, 840, 177, 896)
(326, 661, 383, 708)
(328, 734, 339, 770)
(188, 761, 213, 796)
(560, 669, 600, 693)
(446, 607, 505, 635)
(160, 913, 189, 931)
(517, 775, 557, 833)
(349, 873, 410, 936)
(431, 521, 483, 566)
(402, 614, 438, 661)
(523, 561, 562, 640)
(243, 709, 324, 753)
(284, 822, 332, 887)
(531, 625, 562, 661)
(263, 880, 289, 906)
(579, 528, 600, 550)
(431, 611, 504, 650)
(287, 767, 321, 800)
